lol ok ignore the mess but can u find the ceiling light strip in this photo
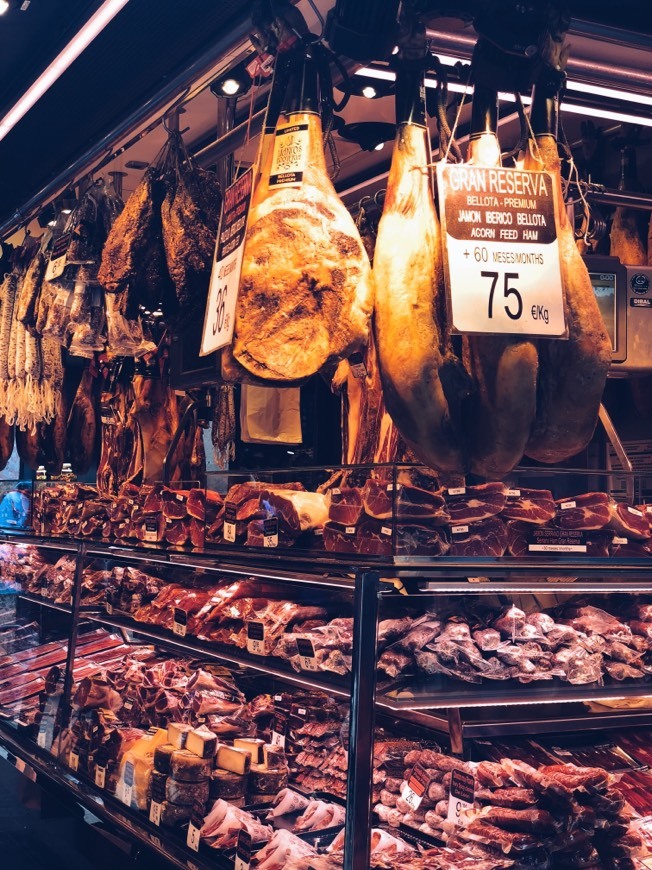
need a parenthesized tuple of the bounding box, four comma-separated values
(0, 0, 131, 143)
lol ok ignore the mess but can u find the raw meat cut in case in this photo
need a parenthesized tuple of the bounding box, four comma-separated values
(554, 493, 610, 530)
(606, 502, 651, 541)
(396, 524, 450, 556)
(500, 488, 556, 524)
(444, 483, 507, 524)
(361, 478, 393, 520)
(328, 487, 363, 526)
(396, 483, 449, 523)
(449, 517, 508, 557)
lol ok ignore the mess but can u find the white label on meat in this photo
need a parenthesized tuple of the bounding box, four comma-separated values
(451, 525, 469, 534)
(296, 637, 319, 672)
(69, 750, 79, 772)
(386, 484, 395, 491)
(505, 489, 521, 497)
(269, 123, 309, 188)
(270, 730, 286, 749)
(173, 608, 187, 637)
(613, 537, 628, 545)
(331, 488, 341, 495)
(201, 167, 254, 354)
(447, 487, 466, 496)
(438, 164, 566, 338)
(45, 231, 72, 281)
(559, 501, 576, 510)
(447, 769, 475, 826)
(400, 763, 431, 811)
(628, 506, 644, 517)
(345, 526, 356, 535)
(247, 621, 267, 655)
(149, 801, 162, 825)
(235, 829, 252, 870)
(187, 822, 201, 852)
(263, 516, 278, 548)
(380, 526, 392, 536)
(95, 766, 106, 789)
(122, 781, 133, 807)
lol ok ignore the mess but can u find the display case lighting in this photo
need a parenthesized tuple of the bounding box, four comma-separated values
(355, 66, 652, 128)
(0, 1, 9, 14)
(0, 0, 130, 142)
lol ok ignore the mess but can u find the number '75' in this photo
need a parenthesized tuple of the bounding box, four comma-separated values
(482, 271, 523, 320)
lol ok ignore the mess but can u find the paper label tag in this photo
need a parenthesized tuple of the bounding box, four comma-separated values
(186, 822, 201, 852)
(447, 487, 466, 496)
(143, 516, 159, 542)
(223, 503, 237, 543)
(447, 769, 475, 826)
(235, 829, 252, 870)
(122, 760, 134, 806)
(380, 526, 392, 536)
(560, 501, 577, 510)
(528, 527, 588, 553)
(246, 621, 266, 655)
(201, 167, 253, 354)
(263, 516, 278, 548)
(69, 750, 79, 772)
(344, 526, 356, 535)
(505, 489, 521, 497)
(296, 637, 319, 672)
(149, 801, 162, 825)
(613, 536, 628, 545)
(173, 608, 188, 637)
(45, 231, 71, 281)
(348, 351, 367, 378)
(628, 506, 644, 517)
(95, 765, 106, 788)
(100, 403, 117, 425)
(400, 762, 431, 811)
(437, 164, 566, 337)
(269, 123, 309, 188)
(271, 711, 288, 748)
(451, 525, 469, 534)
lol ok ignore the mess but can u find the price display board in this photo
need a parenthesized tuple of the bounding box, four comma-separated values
(437, 164, 566, 337)
(201, 167, 253, 355)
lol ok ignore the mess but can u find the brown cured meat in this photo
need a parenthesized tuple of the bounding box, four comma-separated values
(67, 368, 98, 474)
(0, 417, 13, 471)
(15, 425, 41, 471)
(500, 488, 556, 524)
(161, 140, 221, 317)
(606, 501, 650, 541)
(328, 488, 364, 526)
(524, 86, 611, 463)
(462, 108, 538, 479)
(444, 482, 506, 524)
(396, 525, 450, 556)
(16, 249, 46, 333)
(554, 492, 610, 530)
(128, 375, 179, 485)
(610, 147, 647, 267)
(97, 380, 138, 496)
(449, 516, 508, 557)
(373, 65, 466, 479)
(232, 51, 373, 381)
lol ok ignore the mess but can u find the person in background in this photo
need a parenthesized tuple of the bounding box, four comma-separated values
(0, 481, 31, 528)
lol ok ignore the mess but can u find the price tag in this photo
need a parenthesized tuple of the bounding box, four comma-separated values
(348, 351, 367, 378)
(223, 503, 237, 543)
(437, 163, 566, 337)
(95, 766, 106, 789)
(451, 525, 469, 534)
(100, 403, 117, 425)
(143, 517, 159, 543)
(149, 801, 162, 826)
(528, 527, 587, 553)
(447, 769, 475, 826)
(628, 506, 644, 517)
(271, 711, 288, 748)
(263, 517, 278, 548)
(344, 526, 356, 535)
(44, 231, 72, 281)
(380, 526, 392, 537)
(122, 760, 134, 807)
(559, 501, 576, 510)
(187, 802, 204, 852)
(269, 123, 309, 188)
(247, 621, 266, 655)
(201, 167, 253, 355)
(69, 750, 79, 772)
(400, 763, 431, 811)
(296, 637, 319, 672)
(447, 487, 466, 496)
(235, 829, 252, 870)
(613, 536, 628, 545)
(173, 608, 188, 637)
(505, 489, 521, 497)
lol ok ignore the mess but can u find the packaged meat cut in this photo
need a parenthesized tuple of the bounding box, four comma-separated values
(232, 46, 373, 381)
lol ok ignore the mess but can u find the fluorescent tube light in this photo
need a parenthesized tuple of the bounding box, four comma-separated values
(356, 66, 652, 128)
(0, 0, 130, 142)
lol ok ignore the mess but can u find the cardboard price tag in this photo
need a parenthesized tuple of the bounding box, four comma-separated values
(173, 607, 188, 637)
(95, 766, 106, 789)
(201, 167, 253, 354)
(400, 763, 431, 811)
(437, 164, 566, 338)
(223, 503, 237, 543)
(263, 516, 278, 548)
(296, 637, 319, 672)
(122, 760, 135, 807)
(68, 750, 79, 772)
(246, 621, 267, 655)
(271, 710, 288, 749)
(235, 828, 252, 870)
(348, 351, 367, 378)
(187, 802, 204, 852)
(149, 801, 162, 826)
(447, 769, 475, 826)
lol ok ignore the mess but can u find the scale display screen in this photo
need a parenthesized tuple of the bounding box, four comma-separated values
(590, 271, 617, 352)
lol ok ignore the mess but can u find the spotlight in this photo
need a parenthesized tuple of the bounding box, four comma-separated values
(221, 78, 241, 96)
(337, 121, 395, 152)
(211, 60, 253, 99)
(0, 1, 9, 15)
(337, 77, 394, 101)
(362, 85, 377, 99)
(373, 142, 385, 151)
(47, 220, 56, 227)
(37, 202, 57, 229)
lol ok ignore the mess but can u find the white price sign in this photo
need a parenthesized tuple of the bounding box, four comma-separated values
(447, 769, 476, 827)
(149, 801, 162, 825)
(201, 167, 253, 355)
(95, 766, 106, 789)
(187, 822, 201, 852)
(437, 164, 566, 337)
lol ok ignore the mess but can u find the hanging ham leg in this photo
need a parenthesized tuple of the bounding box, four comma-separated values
(463, 87, 538, 479)
(524, 76, 611, 464)
(0, 417, 13, 471)
(67, 367, 98, 475)
(128, 374, 179, 484)
(373, 61, 466, 479)
(610, 144, 647, 266)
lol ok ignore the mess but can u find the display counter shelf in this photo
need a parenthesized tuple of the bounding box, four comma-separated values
(18, 591, 100, 614)
(0, 723, 224, 870)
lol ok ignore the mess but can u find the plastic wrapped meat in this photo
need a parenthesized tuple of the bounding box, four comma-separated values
(493, 606, 527, 638)
(562, 606, 632, 642)
(472, 627, 502, 651)
(254, 829, 317, 868)
(479, 806, 558, 835)
(475, 788, 537, 808)
(552, 647, 603, 685)
(604, 661, 644, 680)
